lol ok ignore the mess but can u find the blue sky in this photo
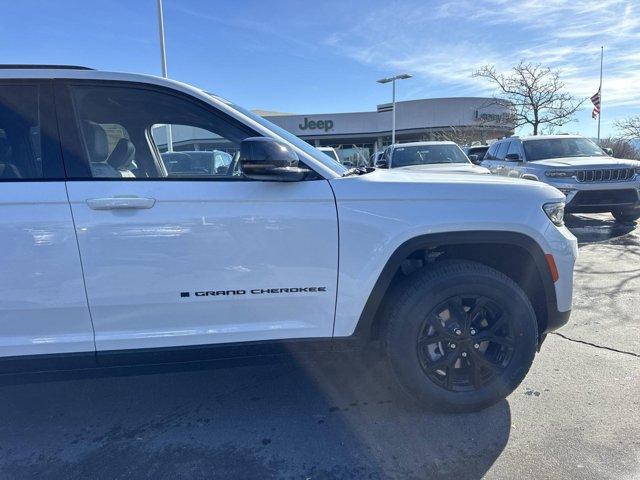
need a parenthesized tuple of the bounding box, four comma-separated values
(2, 0, 638, 137)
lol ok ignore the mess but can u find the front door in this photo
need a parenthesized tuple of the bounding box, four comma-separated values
(57, 81, 339, 352)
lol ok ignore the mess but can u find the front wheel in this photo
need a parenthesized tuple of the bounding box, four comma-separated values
(384, 260, 538, 412)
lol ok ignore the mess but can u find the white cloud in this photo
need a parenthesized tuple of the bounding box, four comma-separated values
(325, 0, 640, 109)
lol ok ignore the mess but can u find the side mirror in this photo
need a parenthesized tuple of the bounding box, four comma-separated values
(521, 173, 539, 181)
(504, 153, 521, 162)
(603, 147, 613, 156)
(239, 137, 309, 182)
(375, 159, 389, 168)
(468, 154, 481, 165)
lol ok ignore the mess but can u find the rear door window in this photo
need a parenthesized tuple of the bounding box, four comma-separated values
(0, 83, 63, 180)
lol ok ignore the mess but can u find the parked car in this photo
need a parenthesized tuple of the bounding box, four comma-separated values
(317, 146, 340, 164)
(161, 150, 232, 176)
(482, 135, 640, 223)
(463, 145, 490, 165)
(0, 65, 577, 412)
(376, 141, 490, 174)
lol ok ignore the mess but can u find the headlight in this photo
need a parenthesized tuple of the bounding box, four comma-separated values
(545, 170, 577, 178)
(543, 202, 565, 226)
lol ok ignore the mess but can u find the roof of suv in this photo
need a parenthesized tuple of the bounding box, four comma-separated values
(510, 135, 584, 142)
(0, 64, 94, 70)
(0, 66, 200, 94)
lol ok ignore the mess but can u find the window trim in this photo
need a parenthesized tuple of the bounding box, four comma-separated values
(55, 79, 323, 182)
(0, 79, 65, 182)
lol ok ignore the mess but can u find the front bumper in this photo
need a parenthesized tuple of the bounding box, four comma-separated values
(544, 308, 571, 333)
(565, 188, 640, 213)
(538, 308, 571, 348)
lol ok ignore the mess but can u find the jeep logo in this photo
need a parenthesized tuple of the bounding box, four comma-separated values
(298, 117, 334, 132)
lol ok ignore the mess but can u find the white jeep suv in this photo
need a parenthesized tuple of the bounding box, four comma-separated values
(376, 141, 490, 175)
(0, 66, 577, 411)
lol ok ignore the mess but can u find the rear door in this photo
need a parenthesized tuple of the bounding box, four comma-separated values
(492, 141, 511, 176)
(0, 80, 94, 358)
(57, 80, 339, 352)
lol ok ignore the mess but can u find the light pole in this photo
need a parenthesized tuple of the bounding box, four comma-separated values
(377, 73, 412, 145)
(156, 0, 173, 151)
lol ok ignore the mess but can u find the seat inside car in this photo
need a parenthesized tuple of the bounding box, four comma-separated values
(81, 120, 134, 178)
(106, 137, 136, 177)
(0, 133, 21, 179)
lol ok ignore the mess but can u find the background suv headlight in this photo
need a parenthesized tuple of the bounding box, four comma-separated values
(543, 202, 565, 226)
(545, 170, 577, 178)
(558, 187, 575, 196)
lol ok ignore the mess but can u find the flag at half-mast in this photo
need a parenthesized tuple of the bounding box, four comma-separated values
(591, 89, 601, 119)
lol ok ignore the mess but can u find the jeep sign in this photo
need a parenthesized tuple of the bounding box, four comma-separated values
(298, 117, 334, 132)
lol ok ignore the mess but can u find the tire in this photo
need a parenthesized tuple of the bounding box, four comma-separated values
(611, 207, 640, 224)
(384, 260, 538, 413)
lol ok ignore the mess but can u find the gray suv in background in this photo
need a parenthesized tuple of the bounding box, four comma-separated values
(482, 135, 640, 223)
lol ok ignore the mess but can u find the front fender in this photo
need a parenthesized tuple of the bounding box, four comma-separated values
(347, 231, 559, 340)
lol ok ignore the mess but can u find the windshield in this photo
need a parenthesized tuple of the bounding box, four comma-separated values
(206, 94, 348, 175)
(523, 137, 607, 161)
(391, 144, 470, 167)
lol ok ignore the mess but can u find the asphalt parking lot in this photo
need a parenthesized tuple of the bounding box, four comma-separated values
(0, 214, 638, 480)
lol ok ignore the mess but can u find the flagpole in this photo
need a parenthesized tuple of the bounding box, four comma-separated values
(597, 46, 603, 143)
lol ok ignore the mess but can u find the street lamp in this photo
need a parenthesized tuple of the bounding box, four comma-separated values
(156, 0, 173, 151)
(377, 73, 412, 145)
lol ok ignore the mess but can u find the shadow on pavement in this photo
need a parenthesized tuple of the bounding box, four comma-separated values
(0, 351, 511, 479)
(564, 213, 637, 246)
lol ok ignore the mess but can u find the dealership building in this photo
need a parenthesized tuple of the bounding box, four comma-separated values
(255, 97, 514, 164)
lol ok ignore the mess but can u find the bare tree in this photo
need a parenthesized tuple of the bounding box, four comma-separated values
(599, 137, 640, 160)
(432, 126, 481, 146)
(473, 62, 584, 135)
(614, 115, 640, 140)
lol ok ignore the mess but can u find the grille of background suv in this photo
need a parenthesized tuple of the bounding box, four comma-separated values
(576, 168, 635, 182)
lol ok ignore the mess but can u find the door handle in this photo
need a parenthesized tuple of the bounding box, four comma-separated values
(86, 196, 156, 210)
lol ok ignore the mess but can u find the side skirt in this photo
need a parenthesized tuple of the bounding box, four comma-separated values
(0, 337, 367, 381)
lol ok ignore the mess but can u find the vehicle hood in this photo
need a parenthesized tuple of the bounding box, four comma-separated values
(395, 163, 490, 175)
(330, 167, 563, 205)
(530, 156, 640, 168)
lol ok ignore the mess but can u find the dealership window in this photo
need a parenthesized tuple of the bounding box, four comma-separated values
(69, 85, 257, 179)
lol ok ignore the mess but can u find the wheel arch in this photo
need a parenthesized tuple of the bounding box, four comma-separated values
(353, 231, 558, 342)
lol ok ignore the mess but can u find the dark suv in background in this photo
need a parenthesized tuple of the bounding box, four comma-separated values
(463, 145, 490, 165)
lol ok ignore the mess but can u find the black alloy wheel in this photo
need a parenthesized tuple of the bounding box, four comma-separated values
(417, 295, 514, 392)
